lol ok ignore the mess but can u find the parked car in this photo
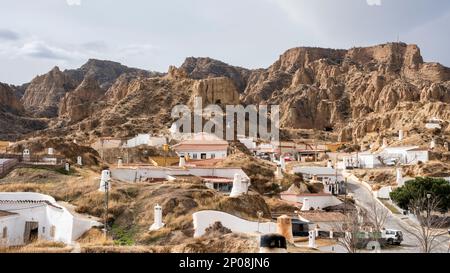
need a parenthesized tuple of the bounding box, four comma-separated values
(383, 229, 403, 245)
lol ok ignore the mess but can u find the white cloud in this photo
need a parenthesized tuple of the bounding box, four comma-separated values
(120, 44, 158, 56)
(366, 0, 382, 6)
(66, 0, 81, 6)
(17, 40, 76, 60)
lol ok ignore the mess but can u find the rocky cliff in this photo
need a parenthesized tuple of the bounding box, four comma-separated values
(175, 43, 450, 142)
(0, 83, 24, 114)
(1, 43, 449, 144)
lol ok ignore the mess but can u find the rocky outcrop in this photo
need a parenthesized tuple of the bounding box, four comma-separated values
(0, 83, 24, 114)
(192, 77, 240, 106)
(2, 42, 450, 144)
(59, 76, 106, 123)
(21, 60, 155, 118)
(65, 59, 154, 89)
(236, 43, 450, 141)
(179, 57, 251, 92)
(21, 66, 77, 117)
(0, 83, 47, 140)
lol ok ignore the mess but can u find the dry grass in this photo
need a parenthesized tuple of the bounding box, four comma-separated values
(77, 228, 114, 246)
(0, 240, 72, 253)
(0, 164, 286, 252)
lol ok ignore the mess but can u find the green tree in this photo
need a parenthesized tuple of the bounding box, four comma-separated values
(390, 177, 450, 213)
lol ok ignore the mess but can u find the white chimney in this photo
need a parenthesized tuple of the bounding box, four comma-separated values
(179, 155, 186, 167)
(77, 156, 83, 166)
(149, 204, 165, 231)
(230, 173, 243, 198)
(396, 168, 404, 187)
(48, 148, 54, 155)
(430, 139, 436, 150)
(327, 160, 333, 168)
(280, 157, 286, 171)
(99, 170, 111, 192)
(301, 198, 311, 211)
(275, 164, 283, 179)
(399, 130, 404, 141)
(382, 138, 388, 148)
(308, 230, 316, 248)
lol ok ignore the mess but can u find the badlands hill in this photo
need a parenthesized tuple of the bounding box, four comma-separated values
(1, 42, 449, 145)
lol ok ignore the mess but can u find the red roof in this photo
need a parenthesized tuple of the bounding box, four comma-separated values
(173, 143, 228, 152)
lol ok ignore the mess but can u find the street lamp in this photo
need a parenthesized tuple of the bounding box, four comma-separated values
(426, 193, 432, 218)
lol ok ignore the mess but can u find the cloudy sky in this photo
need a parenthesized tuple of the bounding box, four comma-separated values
(0, 0, 449, 84)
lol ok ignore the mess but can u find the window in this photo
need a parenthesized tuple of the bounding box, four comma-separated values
(211, 154, 215, 159)
(192, 154, 198, 159)
(2, 227, 7, 239)
(201, 153, 207, 159)
(42, 226, 46, 234)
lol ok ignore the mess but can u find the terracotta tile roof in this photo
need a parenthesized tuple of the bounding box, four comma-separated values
(173, 143, 229, 152)
(200, 176, 233, 183)
(298, 211, 346, 223)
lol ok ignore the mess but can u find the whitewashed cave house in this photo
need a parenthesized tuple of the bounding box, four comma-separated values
(0, 192, 100, 247)
(172, 133, 229, 160)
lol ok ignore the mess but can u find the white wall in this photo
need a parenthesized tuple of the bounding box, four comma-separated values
(193, 210, 277, 237)
(126, 135, 167, 148)
(406, 150, 429, 164)
(181, 150, 228, 160)
(376, 186, 392, 199)
(280, 194, 342, 210)
(111, 167, 250, 184)
(126, 134, 150, 148)
(239, 138, 257, 150)
(0, 215, 20, 246)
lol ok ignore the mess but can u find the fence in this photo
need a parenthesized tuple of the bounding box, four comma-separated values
(0, 158, 19, 177)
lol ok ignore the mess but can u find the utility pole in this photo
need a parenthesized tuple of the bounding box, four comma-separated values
(104, 177, 110, 239)
(344, 177, 348, 215)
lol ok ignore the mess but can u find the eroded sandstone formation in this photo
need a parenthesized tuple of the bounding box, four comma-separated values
(1, 43, 449, 143)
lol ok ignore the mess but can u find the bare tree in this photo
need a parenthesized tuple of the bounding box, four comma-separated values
(360, 195, 389, 240)
(332, 208, 364, 253)
(402, 195, 449, 253)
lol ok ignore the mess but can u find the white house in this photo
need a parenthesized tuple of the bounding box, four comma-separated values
(343, 146, 429, 169)
(425, 117, 443, 130)
(280, 193, 343, 211)
(343, 152, 383, 169)
(380, 146, 429, 165)
(172, 133, 229, 160)
(291, 166, 344, 195)
(291, 166, 343, 184)
(111, 166, 250, 195)
(125, 134, 167, 148)
(0, 192, 100, 247)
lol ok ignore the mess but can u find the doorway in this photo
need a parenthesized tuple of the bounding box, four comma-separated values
(24, 221, 39, 244)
